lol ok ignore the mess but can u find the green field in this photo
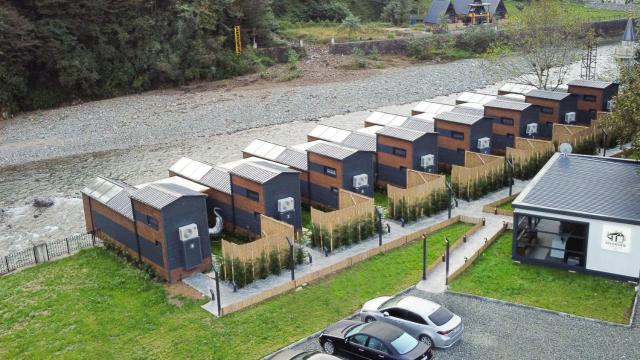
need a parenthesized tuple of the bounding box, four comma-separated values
(497, 199, 514, 211)
(0, 222, 473, 359)
(449, 231, 637, 324)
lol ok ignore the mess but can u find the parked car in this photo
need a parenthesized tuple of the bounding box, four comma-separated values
(359, 296, 464, 349)
(318, 319, 434, 360)
(271, 349, 341, 360)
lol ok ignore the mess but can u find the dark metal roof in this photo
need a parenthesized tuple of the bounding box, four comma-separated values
(199, 167, 232, 194)
(377, 126, 426, 142)
(131, 183, 205, 210)
(525, 89, 571, 101)
(342, 132, 377, 152)
(276, 148, 308, 171)
(229, 160, 297, 184)
(513, 154, 640, 225)
(485, 99, 532, 111)
(567, 79, 615, 90)
(434, 111, 485, 125)
(425, 0, 453, 24)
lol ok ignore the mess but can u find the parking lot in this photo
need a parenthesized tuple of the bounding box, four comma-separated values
(278, 289, 640, 359)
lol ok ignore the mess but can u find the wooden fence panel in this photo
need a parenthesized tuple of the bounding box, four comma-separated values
(387, 170, 446, 218)
(451, 152, 505, 199)
(552, 123, 597, 147)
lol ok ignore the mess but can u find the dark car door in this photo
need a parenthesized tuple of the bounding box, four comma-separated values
(344, 334, 371, 359)
(366, 336, 391, 359)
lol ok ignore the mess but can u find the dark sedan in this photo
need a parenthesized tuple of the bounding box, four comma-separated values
(318, 320, 434, 360)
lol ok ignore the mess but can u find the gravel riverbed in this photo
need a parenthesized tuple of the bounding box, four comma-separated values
(0, 44, 618, 255)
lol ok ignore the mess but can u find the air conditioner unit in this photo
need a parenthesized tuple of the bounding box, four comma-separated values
(420, 154, 435, 168)
(353, 174, 369, 189)
(565, 112, 576, 124)
(179, 223, 199, 241)
(607, 100, 615, 111)
(526, 123, 538, 137)
(277, 197, 295, 213)
(477, 137, 490, 150)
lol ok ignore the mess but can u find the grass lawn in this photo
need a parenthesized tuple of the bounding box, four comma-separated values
(0, 222, 473, 359)
(278, 22, 399, 44)
(449, 231, 637, 324)
(497, 199, 513, 211)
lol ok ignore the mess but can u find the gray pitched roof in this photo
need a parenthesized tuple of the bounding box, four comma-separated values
(276, 148, 308, 171)
(485, 99, 532, 111)
(131, 183, 205, 210)
(434, 111, 485, 125)
(229, 161, 297, 184)
(242, 139, 308, 171)
(401, 118, 436, 133)
(513, 154, 640, 225)
(425, 0, 453, 24)
(199, 167, 232, 194)
(308, 124, 376, 152)
(525, 89, 571, 101)
(306, 141, 358, 160)
(567, 79, 614, 89)
(82, 177, 136, 220)
(342, 132, 377, 152)
(376, 126, 426, 142)
(169, 157, 231, 194)
(451, 105, 485, 116)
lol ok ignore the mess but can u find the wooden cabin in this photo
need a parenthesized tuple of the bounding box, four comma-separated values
(424, 0, 456, 28)
(567, 79, 619, 123)
(433, 110, 493, 166)
(484, 99, 540, 151)
(375, 126, 439, 188)
(169, 157, 234, 232)
(524, 89, 578, 139)
(219, 158, 302, 236)
(82, 177, 211, 283)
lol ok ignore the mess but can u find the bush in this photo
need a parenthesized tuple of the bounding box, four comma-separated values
(232, 258, 246, 288)
(295, 246, 305, 265)
(244, 261, 255, 286)
(455, 27, 497, 54)
(303, 1, 352, 22)
(269, 249, 281, 275)
(352, 48, 369, 69)
(407, 35, 454, 61)
(257, 252, 269, 279)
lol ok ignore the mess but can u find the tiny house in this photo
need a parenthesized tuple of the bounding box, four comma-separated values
(433, 110, 493, 166)
(82, 177, 211, 283)
(307, 124, 377, 153)
(524, 89, 578, 138)
(424, 0, 456, 28)
(513, 154, 640, 281)
(567, 79, 619, 123)
(293, 140, 375, 209)
(375, 126, 439, 187)
(219, 158, 302, 236)
(484, 99, 540, 150)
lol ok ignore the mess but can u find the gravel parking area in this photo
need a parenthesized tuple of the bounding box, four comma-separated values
(282, 289, 640, 359)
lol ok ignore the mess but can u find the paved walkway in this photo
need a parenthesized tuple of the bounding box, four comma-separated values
(185, 180, 529, 316)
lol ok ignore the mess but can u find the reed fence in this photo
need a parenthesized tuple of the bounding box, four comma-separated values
(387, 170, 447, 221)
(506, 137, 555, 179)
(451, 152, 506, 201)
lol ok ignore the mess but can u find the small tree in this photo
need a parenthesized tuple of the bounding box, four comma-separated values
(295, 246, 305, 265)
(340, 15, 362, 40)
(602, 64, 640, 156)
(269, 249, 281, 275)
(382, 0, 415, 26)
(257, 252, 269, 279)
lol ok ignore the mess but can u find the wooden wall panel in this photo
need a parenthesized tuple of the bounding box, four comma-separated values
(231, 176, 265, 214)
(377, 135, 413, 168)
(308, 153, 342, 189)
(435, 121, 471, 150)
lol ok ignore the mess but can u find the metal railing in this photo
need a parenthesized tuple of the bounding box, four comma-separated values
(0, 233, 99, 276)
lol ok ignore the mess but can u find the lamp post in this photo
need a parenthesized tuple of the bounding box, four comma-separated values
(286, 237, 295, 281)
(422, 234, 428, 281)
(376, 207, 383, 247)
(506, 159, 514, 196)
(602, 129, 608, 157)
(445, 181, 458, 219)
(444, 237, 450, 285)
(213, 258, 222, 316)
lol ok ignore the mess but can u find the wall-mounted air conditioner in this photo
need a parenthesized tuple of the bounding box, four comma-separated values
(179, 223, 199, 241)
(565, 112, 576, 124)
(526, 123, 538, 137)
(420, 154, 435, 169)
(278, 197, 295, 213)
(477, 137, 490, 153)
(353, 174, 368, 189)
(607, 100, 615, 111)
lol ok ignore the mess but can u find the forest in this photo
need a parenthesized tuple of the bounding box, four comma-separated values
(0, 0, 421, 115)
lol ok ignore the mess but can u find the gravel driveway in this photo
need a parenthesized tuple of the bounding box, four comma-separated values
(282, 289, 639, 360)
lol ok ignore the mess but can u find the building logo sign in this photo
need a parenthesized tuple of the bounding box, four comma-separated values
(601, 225, 631, 254)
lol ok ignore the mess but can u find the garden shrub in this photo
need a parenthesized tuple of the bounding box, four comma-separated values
(232, 258, 246, 288)
(284, 247, 294, 270)
(269, 250, 281, 276)
(244, 261, 255, 286)
(295, 246, 305, 265)
(257, 252, 269, 279)
(455, 26, 497, 54)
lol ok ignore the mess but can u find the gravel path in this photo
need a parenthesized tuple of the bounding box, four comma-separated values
(282, 290, 640, 360)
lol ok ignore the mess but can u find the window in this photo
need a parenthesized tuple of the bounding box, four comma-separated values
(404, 311, 427, 325)
(147, 215, 159, 230)
(154, 241, 161, 247)
(428, 307, 454, 326)
(246, 190, 259, 201)
(500, 117, 514, 125)
(540, 107, 554, 114)
(457, 148, 465, 153)
(546, 122, 554, 127)
(392, 147, 407, 157)
(350, 334, 368, 346)
(583, 95, 596, 102)
(324, 166, 337, 177)
(451, 131, 464, 140)
(254, 211, 260, 219)
(390, 333, 419, 355)
(507, 133, 514, 138)
(330, 187, 339, 194)
(400, 166, 407, 172)
(366, 337, 387, 353)
(386, 308, 406, 318)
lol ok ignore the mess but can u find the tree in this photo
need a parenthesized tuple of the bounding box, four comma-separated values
(340, 14, 362, 40)
(382, 0, 416, 26)
(482, 0, 584, 90)
(602, 64, 640, 156)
